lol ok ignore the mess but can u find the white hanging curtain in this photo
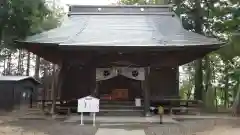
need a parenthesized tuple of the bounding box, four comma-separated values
(96, 67, 145, 81)
(96, 68, 118, 81)
(119, 67, 145, 81)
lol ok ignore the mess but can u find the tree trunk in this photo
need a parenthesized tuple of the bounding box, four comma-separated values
(26, 52, 31, 76)
(6, 53, 12, 75)
(232, 76, 240, 116)
(34, 55, 40, 79)
(221, 88, 225, 105)
(193, 0, 204, 101)
(194, 59, 203, 100)
(17, 50, 22, 75)
(224, 76, 229, 108)
(223, 63, 230, 108)
(204, 56, 215, 111)
(3, 58, 6, 75)
(0, 21, 4, 45)
(187, 88, 192, 100)
(204, 56, 211, 92)
(214, 88, 218, 111)
(186, 77, 192, 100)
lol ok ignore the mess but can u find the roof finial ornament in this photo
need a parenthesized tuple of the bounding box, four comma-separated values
(97, 8, 102, 12)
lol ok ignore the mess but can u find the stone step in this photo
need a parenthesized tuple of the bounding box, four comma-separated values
(98, 110, 144, 116)
(100, 105, 142, 109)
(100, 100, 136, 106)
(100, 109, 143, 112)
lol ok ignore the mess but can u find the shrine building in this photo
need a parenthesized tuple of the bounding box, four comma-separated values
(16, 5, 223, 116)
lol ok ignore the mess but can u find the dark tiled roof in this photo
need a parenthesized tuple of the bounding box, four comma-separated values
(20, 5, 223, 47)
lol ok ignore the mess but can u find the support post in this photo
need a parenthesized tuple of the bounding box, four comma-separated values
(42, 67, 48, 111)
(51, 64, 64, 115)
(89, 67, 96, 97)
(93, 112, 96, 126)
(94, 81, 99, 98)
(29, 90, 33, 108)
(51, 64, 57, 115)
(80, 112, 84, 125)
(176, 67, 179, 96)
(143, 67, 151, 117)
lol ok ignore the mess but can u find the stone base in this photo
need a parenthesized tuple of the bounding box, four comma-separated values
(144, 112, 152, 117)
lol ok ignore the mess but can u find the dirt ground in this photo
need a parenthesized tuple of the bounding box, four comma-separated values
(196, 126, 240, 135)
(0, 118, 97, 135)
(195, 119, 240, 135)
(0, 112, 240, 135)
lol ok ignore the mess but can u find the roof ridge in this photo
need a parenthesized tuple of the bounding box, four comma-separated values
(68, 5, 173, 16)
(68, 12, 175, 16)
(68, 5, 174, 8)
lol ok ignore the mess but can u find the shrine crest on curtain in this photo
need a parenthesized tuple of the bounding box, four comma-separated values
(96, 67, 145, 81)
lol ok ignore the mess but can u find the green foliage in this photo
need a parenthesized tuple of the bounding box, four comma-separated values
(120, 0, 146, 5)
(3, 0, 50, 39)
(180, 80, 194, 99)
(0, 0, 62, 60)
(120, 0, 168, 5)
(119, 0, 240, 111)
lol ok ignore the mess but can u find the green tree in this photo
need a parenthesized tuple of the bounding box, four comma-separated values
(0, 0, 51, 56)
(119, 0, 240, 113)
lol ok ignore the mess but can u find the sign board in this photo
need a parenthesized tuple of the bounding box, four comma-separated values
(78, 96, 99, 112)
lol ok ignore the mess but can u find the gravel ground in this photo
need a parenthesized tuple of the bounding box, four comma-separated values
(0, 119, 97, 135)
(147, 119, 240, 135)
(0, 115, 240, 135)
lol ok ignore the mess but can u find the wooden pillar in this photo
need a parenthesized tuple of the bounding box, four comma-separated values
(42, 67, 48, 110)
(51, 64, 64, 115)
(51, 64, 57, 114)
(57, 68, 65, 100)
(94, 81, 99, 98)
(176, 67, 179, 96)
(143, 67, 151, 117)
(84, 58, 97, 97)
(29, 90, 33, 108)
(90, 67, 96, 97)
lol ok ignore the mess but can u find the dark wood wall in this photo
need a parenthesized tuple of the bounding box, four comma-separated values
(60, 66, 179, 101)
(0, 80, 38, 111)
(61, 65, 96, 100)
(149, 67, 179, 100)
(0, 82, 14, 110)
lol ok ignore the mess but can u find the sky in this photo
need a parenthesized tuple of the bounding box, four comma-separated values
(58, 0, 118, 11)
(60, 0, 118, 5)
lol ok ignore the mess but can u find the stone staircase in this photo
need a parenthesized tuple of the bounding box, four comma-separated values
(98, 100, 144, 116)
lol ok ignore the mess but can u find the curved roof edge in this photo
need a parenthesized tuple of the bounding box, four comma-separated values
(16, 5, 224, 49)
(0, 76, 41, 84)
(68, 4, 174, 8)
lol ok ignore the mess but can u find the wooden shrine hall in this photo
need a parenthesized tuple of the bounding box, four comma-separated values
(16, 5, 223, 116)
